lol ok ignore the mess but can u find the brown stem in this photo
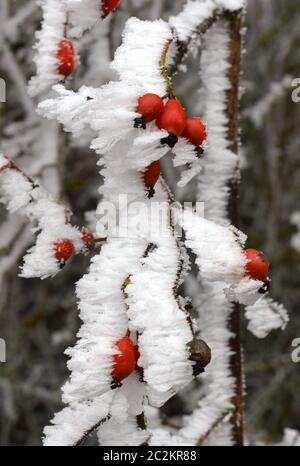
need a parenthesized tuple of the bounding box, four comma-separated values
(225, 13, 244, 447)
(169, 13, 220, 77)
(196, 412, 228, 446)
(159, 39, 175, 99)
(73, 414, 111, 446)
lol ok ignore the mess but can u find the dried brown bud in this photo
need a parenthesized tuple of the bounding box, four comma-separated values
(188, 338, 212, 377)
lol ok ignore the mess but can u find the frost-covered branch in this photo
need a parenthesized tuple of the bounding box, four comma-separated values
(2, 0, 288, 447)
(0, 154, 94, 278)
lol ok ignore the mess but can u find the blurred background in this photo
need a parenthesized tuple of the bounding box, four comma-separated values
(0, 0, 299, 445)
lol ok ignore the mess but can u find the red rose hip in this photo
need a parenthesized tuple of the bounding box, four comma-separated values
(182, 117, 207, 146)
(143, 160, 161, 189)
(56, 39, 75, 77)
(136, 94, 164, 123)
(101, 0, 121, 16)
(81, 229, 95, 246)
(112, 336, 136, 382)
(53, 239, 74, 264)
(156, 99, 186, 136)
(244, 249, 269, 281)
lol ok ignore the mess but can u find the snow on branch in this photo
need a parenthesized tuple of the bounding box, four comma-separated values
(275, 429, 300, 447)
(197, 22, 238, 226)
(181, 208, 246, 284)
(175, 21, 240, 446)
(0, 154, 88, 278)
(22, 0, 286, 447)
(28, 0, 121, 96)
(169, 0, 244, 45)
(28, 0, 68, 96)
(43, 392, 113, 446)
(245, 297, 289, 339)
(42, 18, 198, 445)
(125, 186, 194, 407)
(66, 0, 102, 38)
(169, 0, 217, 43)
(112, 18, 172, 96)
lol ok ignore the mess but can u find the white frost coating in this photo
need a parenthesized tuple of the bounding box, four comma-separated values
(39, 19, 173, 156)
(178, 162, 203, 188)
(63, 237, 147, 404)
(197, 22, 238, 225)
(67, 0, 100, 38)
(38, 85, 93, 138)
(39, 86, 169, 159)
(42, 17, 196, 444)
(215, 0, 245, 10)
(111, 18, 173, 96)
(98, 414, 148, 446)
(171, 138, 204, 188)
(44, 376, 147, 446)
(179, 23, 238, 446)
(28, 0, 69, 96)
(126, 186, 194, 402)
(43, 392, 113, 446)
(98, 380, 148, 446)
(181, 209, 246, 284)
(180, 281, 235, 445)
(169, 0, 216, 43)
(275, 429, 300, 447)
(245, 297, 289, 339)
(169, 0, 244, 43)
(0, 154, 83, 279)
(225, 277, 263, 306)
(149, 428, 192, 446)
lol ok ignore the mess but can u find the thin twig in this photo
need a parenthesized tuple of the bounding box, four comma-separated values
(0, 156, 104, 252)
(73, 415, 111, 446)
(225, 13, 244, 447)
(168, 13, 220, 77)
(196, 412, 229, 446)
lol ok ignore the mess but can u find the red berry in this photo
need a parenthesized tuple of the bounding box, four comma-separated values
(182, 117, 207, 146)
(81, 229, 95, 248)
(101, 0, 121, 15)
(143, 160, 161, 189)
(156, 99, 186, 136)
(56, 39, 75, 77)
(136, 94, 164, 123)
(112, 336, 136, 382)
(53, 239, 74, 263)
(244, 249, 269, 281)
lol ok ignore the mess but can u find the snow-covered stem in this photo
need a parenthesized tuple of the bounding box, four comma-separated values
(168, 0, 245, 77)
(9, 0, 283, 447)
(74, 414, 111, 447)
(0, 154, 95, 278)
(178, 9, 247, 446)
(196, 411, 228, 446)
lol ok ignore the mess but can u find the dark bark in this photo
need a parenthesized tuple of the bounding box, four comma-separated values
(225, 14, 244, 447)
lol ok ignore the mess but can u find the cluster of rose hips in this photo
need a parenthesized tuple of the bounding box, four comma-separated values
(53, 229, 95, 268)
(109, 250, 269, 386)
(51, 0, 272, 390)
(55, 1, 121, 78)
(135, 93, 207, 194)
